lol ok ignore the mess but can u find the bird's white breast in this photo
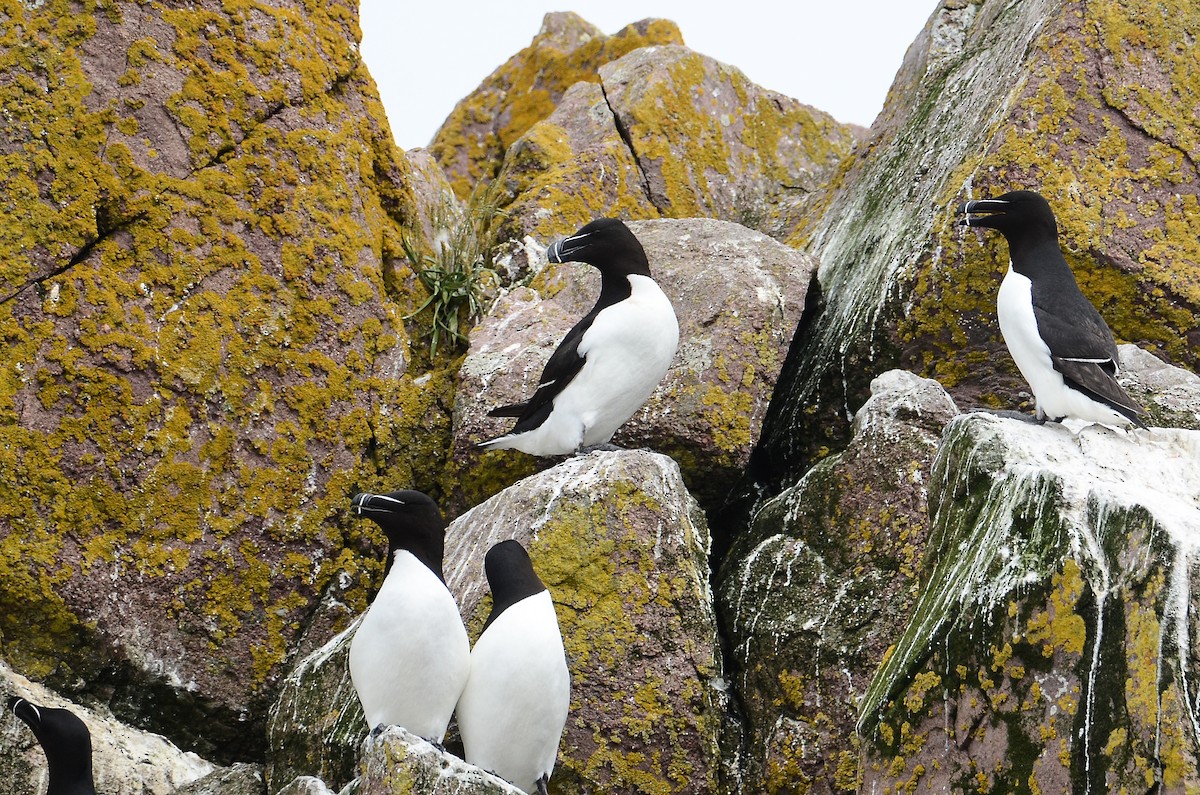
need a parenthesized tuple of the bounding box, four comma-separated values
(348, 551, 470, 740)
(457, 590, 570, 793)
(565, 274, 679, 446)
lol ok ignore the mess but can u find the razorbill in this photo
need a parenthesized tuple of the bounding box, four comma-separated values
(7, 696, 96, 795)
(958, 190, 1147, 429)
(478, 218, 679, 456)
(348, 490, 470, 742)
(456, 540, 570, 795)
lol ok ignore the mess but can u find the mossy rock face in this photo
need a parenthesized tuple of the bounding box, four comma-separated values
(489, 78, 662, 271)
(355, 727, 522, 795)
(0, 0, 434, 761)
(265, 622, 364, 794)
(860, 412, 1200, 793)
(175, 763, 266, 795)
(428, 12, 684, 201)
(755, 0, 1200, 488)
(490, 41, 858, 255)
(447, 218, 813, 517)
(715, 371, 959, 794)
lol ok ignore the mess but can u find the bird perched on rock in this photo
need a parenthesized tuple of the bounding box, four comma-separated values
(456, 540, 570, 795)
(958, 189, 1147, 429)
(7, 696, 96, 795)
(348, 490, 470, 742)
(478, 218, 679, 456)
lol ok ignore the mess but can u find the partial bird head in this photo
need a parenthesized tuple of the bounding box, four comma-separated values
(484, 539, 544, 592)
(481, 539, 548, 630)
(350, 490, 448, 577)
(547, 218, 651, 277)
(956, 190, 1059, 245)
(7, 696, 95, 794)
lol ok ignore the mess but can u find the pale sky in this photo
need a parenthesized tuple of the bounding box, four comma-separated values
(359, 1, 937, 151)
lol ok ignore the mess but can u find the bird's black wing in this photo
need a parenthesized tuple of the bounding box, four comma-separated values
(487, 312, 596, 435)
(1049, 353, 1147, 427)
(1032, 297, 1146, 427)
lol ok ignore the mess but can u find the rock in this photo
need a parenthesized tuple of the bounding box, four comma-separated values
(265, 623, 365, 794)
(0, 661, 218, 795)
(269, 450, 729, 795)
(173, 763, 265, 795)
(448, 217, 813, 513)
(445, 450, 729, 794)
(405, 148, 465, 251)
(0, 0, 441, 761)
(429, 13, 684, 200)
(274, 775, 339, 795)
(490, 78, 661, 281)
(493, 42, 858, 250)
(859, 411, 1200, 792)
(1120, 343, 1200, 429)
(754, 0, 1200, 488)
(716, 371, 959, 793)
(354, 727, 522, 795)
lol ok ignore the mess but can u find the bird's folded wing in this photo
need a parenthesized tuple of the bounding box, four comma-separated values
(488, 316, 593, 434)
(1050, 355, 1147, 423)
(1031, 300, 1121, 364)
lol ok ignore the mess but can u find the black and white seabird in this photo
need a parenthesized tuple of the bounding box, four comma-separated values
(456, 540, 570, 795)
(8, 696, 96, 795)
(958, 190, 1147, 429)
(348, 490, 470, 742)
(478, 218, 679, 456)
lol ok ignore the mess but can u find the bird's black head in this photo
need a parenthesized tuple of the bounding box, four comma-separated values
(957, 190, 1059, 250)
(481, 539, 547, 629)
(351, 490, 448, 580)
(546, 218, 652, 278)
(7, 697, 95, 794)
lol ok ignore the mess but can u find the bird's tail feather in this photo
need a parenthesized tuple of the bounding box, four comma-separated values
(487, 403, 527, 418)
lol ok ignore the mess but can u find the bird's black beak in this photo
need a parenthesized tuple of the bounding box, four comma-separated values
(957, 198, 1010, 227)
(351, 492, 406, 517)
(546, 231, 590, 263)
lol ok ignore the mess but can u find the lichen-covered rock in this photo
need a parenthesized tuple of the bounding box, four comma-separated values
(492, 42, 858, 250)
(353, 727, 521, 795)
(859, 412, 1200, 793)
(0, 661, 218, 794)
(715, 370, 959, 794)
(0, 0, 432, 761)
(265, 622, 364, 794)
(428, 12, 684, 200)
(447, 217, 812, 513)
(269, 450, 728, 795)
(404, 148, 465, 259)
(489, 78, 661, 276)
(274, 775, 339, 795)
(445, 450, 729, 795)
(755, 0, 1200, 487)
(174, 763, 266, 795)
(1119, 343, 1200, 429)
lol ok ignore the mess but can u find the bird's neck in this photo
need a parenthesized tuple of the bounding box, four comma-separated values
(47, 764, 95, 795)
(1008, 236, 1068, 277)
(596, 271, 634, 307)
